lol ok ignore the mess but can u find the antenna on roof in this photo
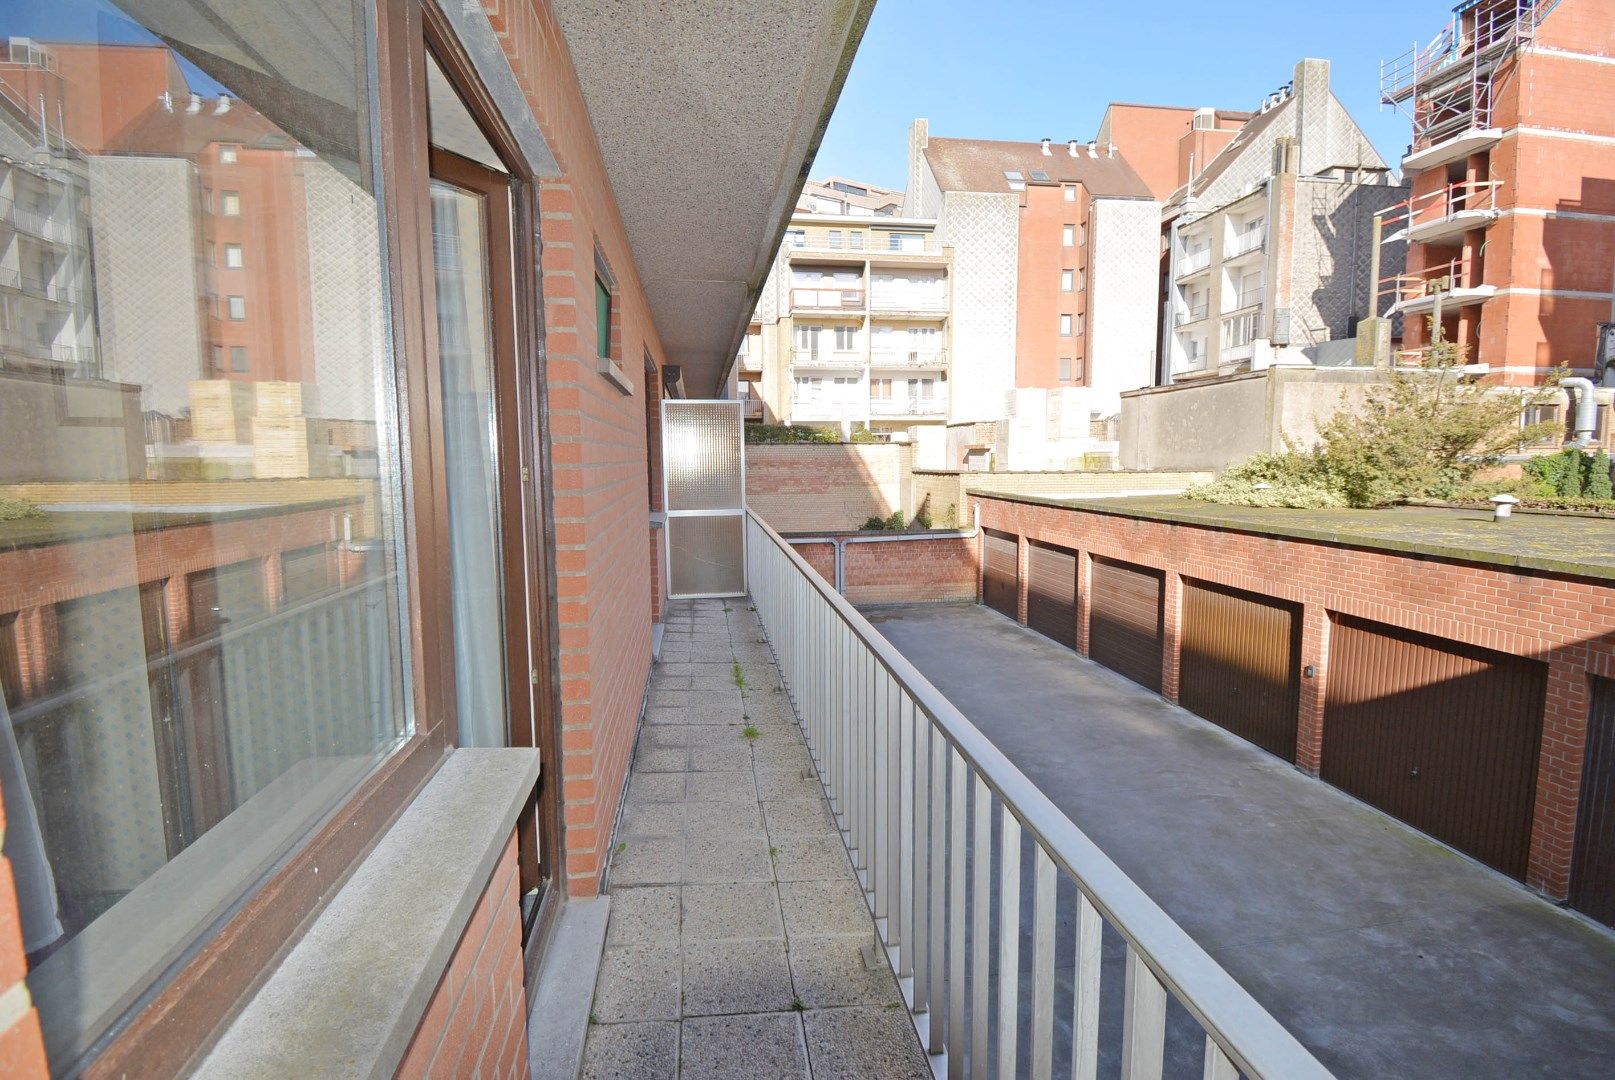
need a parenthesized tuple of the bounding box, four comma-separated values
(1107, 142, 1117, 157)
(1040, 138, 1052, 156)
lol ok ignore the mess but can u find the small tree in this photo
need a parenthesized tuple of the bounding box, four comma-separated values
(1306, 334, 1561, 507)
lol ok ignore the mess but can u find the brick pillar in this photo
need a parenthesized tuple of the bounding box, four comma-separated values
(1295, 603, 1330, 773)
(261, 552, 284, 613)
(1075, 550, 1092, 655)
(1016, 533, 1029, 625)
(1160, 570, 1183, 702)
(1525, 658, 1590, 900)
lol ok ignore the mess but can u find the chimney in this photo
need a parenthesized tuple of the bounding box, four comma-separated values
(186, 92, 202, 114)
(214, 95, 231, 115)
(1293, 58, 1331, 174)
(1040, 138, 1052, 156)
(1086, 141, 1098, 158)
(1066, 139, 1079, 157)
(159, 90, 173, 112)
(905, 118, 930, 217)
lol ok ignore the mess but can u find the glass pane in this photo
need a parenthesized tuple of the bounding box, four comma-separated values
(663, 401, 742, 512)
(429, 180, 507, 748)
(0, 1, 409, 1067)
(667, 515, 745, 597)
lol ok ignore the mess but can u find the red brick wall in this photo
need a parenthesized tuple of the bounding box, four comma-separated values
(788, 536, 977, 605)
(398, 832, 528, 1080)
(485, 0, 667, 896)
(971, 493, 1615, 899)
(0, 791, 48, 1078)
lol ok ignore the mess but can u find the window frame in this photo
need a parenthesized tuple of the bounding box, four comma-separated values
(1062, 223, 1075, 246)
(220, 190, 241, 216)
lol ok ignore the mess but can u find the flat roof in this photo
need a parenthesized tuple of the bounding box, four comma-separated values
(965, 492, 1615, 581)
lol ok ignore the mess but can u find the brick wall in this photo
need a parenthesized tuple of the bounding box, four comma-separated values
(486, 0, 667, 896)
(970, 492, 1615, 899)
(787, 535, 977, 605)
(0, 792, 48, 1078)
(747, 444, 905, 533)
(398, 832, 528, 1080)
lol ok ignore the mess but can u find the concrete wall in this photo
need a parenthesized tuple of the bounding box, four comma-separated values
(1118, 366, 1383, 472)
(1087, 196, 1163, 418)
(746, 443, 908, 532)
(912, 468, 1213, 527)
(939, 189, 1019, 424)
(0, 370, 145, 483)
(969, 491, 1615, 899)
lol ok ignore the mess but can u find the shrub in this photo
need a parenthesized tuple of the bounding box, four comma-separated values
(1186, 453, 1345, 509)
(912, 509, 932, 530)
(0, 496, 44, 522)
(1590, 450, 1613, 501)
(859, 511, 909, 531)
(1524, 447, 1613, 500)
(860, 516, 889, 531)
(744, 424, 840, 445)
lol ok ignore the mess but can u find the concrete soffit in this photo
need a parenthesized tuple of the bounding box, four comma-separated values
(551, 0, 877, 396)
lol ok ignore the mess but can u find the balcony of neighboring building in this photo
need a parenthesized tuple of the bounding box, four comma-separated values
(1175, 244, 1211, 281)
(789, 285, 865, 313)
(1402, 127, 1503, 171)
(0, 194, 72, 246)
(868, 391, 946, 419)
(1393, 180, 1503, 244)
(1388, 255, 1495, 316)
(1223, 217, 1266, 265)
(790, 346, 866, 370)
(869, 345, 947, 371)
(868, 270, 948, 319)
(1220, 304, 1263, 364)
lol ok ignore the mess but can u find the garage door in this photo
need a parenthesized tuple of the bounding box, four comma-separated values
(1179, 580, 1301, 761)
(1572, 675, 1615, 929)
(1323, 614, 1546, 880)
(1026, 541, 1078, 650)
(1088, 557, 1162, 693)
(982, 530, 1018, 621)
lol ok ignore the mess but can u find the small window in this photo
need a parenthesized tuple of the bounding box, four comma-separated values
(849, 231, 865, 250)
(1029, 169, 1050, 182)
(595, 274, 612, 359)
(224, 244, 243, 269)
(786, 229, 806, 249)
(1005, 170, 1025, 191)
(230, 345, 248, 372)
(1079, 222, 1087, 246)
(827, 229, 842, 249)
(1059, 357, 1072, 381)
(227, 295, 245, 320)
(1078, 268, 1086, 291)
(1061, 269, 1074, 293)
(221, 190, 241, 216)
(219, 145, 238, 164)
(1062, 224, 1075, 246)
(1063, 185, 1076, 202)
(211, 344, 224, 373)
(1074, 355, 1086, 381)
(1060, 314, 1073, 336)
(1076, 313, 1085, 336)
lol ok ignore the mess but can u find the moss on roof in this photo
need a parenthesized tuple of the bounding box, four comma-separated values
(965, 492, 1615, 581)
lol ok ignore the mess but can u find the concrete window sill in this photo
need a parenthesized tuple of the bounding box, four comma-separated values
(200, 747, 540, 1077)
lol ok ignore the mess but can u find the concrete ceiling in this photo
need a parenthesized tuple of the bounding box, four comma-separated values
(550, 0, 875, 396)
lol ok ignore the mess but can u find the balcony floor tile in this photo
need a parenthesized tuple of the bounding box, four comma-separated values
(579, 1020, 678, 1080)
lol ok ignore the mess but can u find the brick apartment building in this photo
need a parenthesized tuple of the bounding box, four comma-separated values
(0, 0, 868, 1075)
(1382, 0, 1615, 397)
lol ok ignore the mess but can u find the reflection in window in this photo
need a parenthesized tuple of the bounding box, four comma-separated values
(0, 1, 409, 1069)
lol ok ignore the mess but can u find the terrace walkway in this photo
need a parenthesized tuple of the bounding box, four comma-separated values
(866, 601, 1615, 1080)
(581, 598, 932, 1079)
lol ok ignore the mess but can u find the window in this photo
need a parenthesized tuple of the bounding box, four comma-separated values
(595, 274, 612, 359)
(1060, 314, 1073, 336)
(1004, 170, 1025, 191)
(1073, 356, 1086, 381)
(1063, 185, 1076, 202)
(1079, 222, 1087, 246)
(1078, 268, 1086, 291)
(1029, 170, 1050, 182)
(833, 326, 856, 351)
(3, 2, 410, 1070)
(828, 229, 841, 248)
(1076, 313, 1085, 336)
(224, 243, 243, 269)
(849, 231, 865, 250)
(1062, 224, 1075, 246)
(786, 228, 806, 249)
(1059, 357, 1072, 381)
(870, 377, 892, 400)
(1061, 269, 1074, 292)
(219, 145, 238, 164)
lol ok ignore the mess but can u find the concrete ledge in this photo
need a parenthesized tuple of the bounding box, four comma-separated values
(528, 897, 610, 1079)
(199, 748, 540, 1078)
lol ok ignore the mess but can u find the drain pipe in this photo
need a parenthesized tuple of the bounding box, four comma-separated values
(1564, 377, 1598, 448)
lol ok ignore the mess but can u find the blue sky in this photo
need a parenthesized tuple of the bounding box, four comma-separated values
(811, 0, 1459, 192)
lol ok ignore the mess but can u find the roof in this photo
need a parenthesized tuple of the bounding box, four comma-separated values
(922, 136, 1152, 199)
(1172, 98, 1293, 205)
(963, 493, 1615, 582)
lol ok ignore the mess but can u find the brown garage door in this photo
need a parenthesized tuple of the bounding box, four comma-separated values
(1571, 675, 1615, 929)
(1179, 580, 1301, 761)
(1088, 557, 1162, 693)
(1322, 614, 1546, 880)
(982, 530, 1018, 621)
(1026, 541, 1078, 649)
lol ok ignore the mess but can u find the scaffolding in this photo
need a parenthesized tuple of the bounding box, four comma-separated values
(1380, 0, 1551, 149)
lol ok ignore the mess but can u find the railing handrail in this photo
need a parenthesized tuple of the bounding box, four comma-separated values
(745, 509, 1333, 1079)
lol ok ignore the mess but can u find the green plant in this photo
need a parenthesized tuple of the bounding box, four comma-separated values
(742, 725, 760, 740)
(1590, 450, 1613, 500)
(745, 423, 840, 445)
(848, 426, 881, 444)
(589, 1012, 599, 1025)
(616, 841, 626, 853)
(860, 510, 907, 532)
(912, 509, 932, 530)
(790, 996, 806, 1012)
(1524, 447, 1614, 501)
(1187, 452, 1345, 509)
(768, 845, 780, 859)
(0, 496, 44, 522)
(732, 661, 746, 689)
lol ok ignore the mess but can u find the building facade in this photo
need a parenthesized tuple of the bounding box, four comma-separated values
(742, 200, 954, 433)
(1382, 0, 1615, 389)
(0, 0, 868, 1075)
(1161, 59, 1408, 384)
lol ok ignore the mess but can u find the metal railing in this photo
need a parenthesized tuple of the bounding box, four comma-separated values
(1, 196, 72, 243)
(1226, 224, 1266, 258)
(1379, 255, 1488, 310)
(869, 291, 948, 313)
(791, 287, 864, 311)
(869, 396, 945, 417)
(1175, 248, 1211, 278)
(792, 348, 866, 369)
(1222, 308, 1262, 350)
(870, 348, 947, 369)
(745, 510, 1332, 1080)
(1175, 303, 1209, 327)
(1391, 180, 1502, 236)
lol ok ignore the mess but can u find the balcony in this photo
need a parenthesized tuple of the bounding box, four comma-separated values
(791, 348, 865, 369)
(1386, 257, 1495, 315)
(1225, 224, 1266, 261)
(0, 266, 77, 304)
(869, 293, 947, 318)
(791, 399, 867, 422)
(790, 287, 864, 312)
(869, 395, 946, 418)
(869, 348, 947, 370)
(1175, 247, 1211, 280)
(1174, 302, 1209, 327)
(1401, 127, 1503, 171)
(0, 196, 72, 245)
(1395, 180, 1502, 244)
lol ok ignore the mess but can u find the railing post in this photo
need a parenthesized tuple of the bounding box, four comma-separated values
(997, 812, 1022, 1077)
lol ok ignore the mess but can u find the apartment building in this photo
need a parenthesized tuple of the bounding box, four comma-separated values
(796, 174, 902, 216)
(741, 196, 953, 433)
(0, 0, 866, 1075)
(1159, 59, 1407, 384)
(1381, 0, 1615, 395)
(904, 121, 1162, 465)
(1097, 101, 1252, 201)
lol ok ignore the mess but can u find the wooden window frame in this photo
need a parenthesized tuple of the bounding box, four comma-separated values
(85, 0, 563, 1070)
